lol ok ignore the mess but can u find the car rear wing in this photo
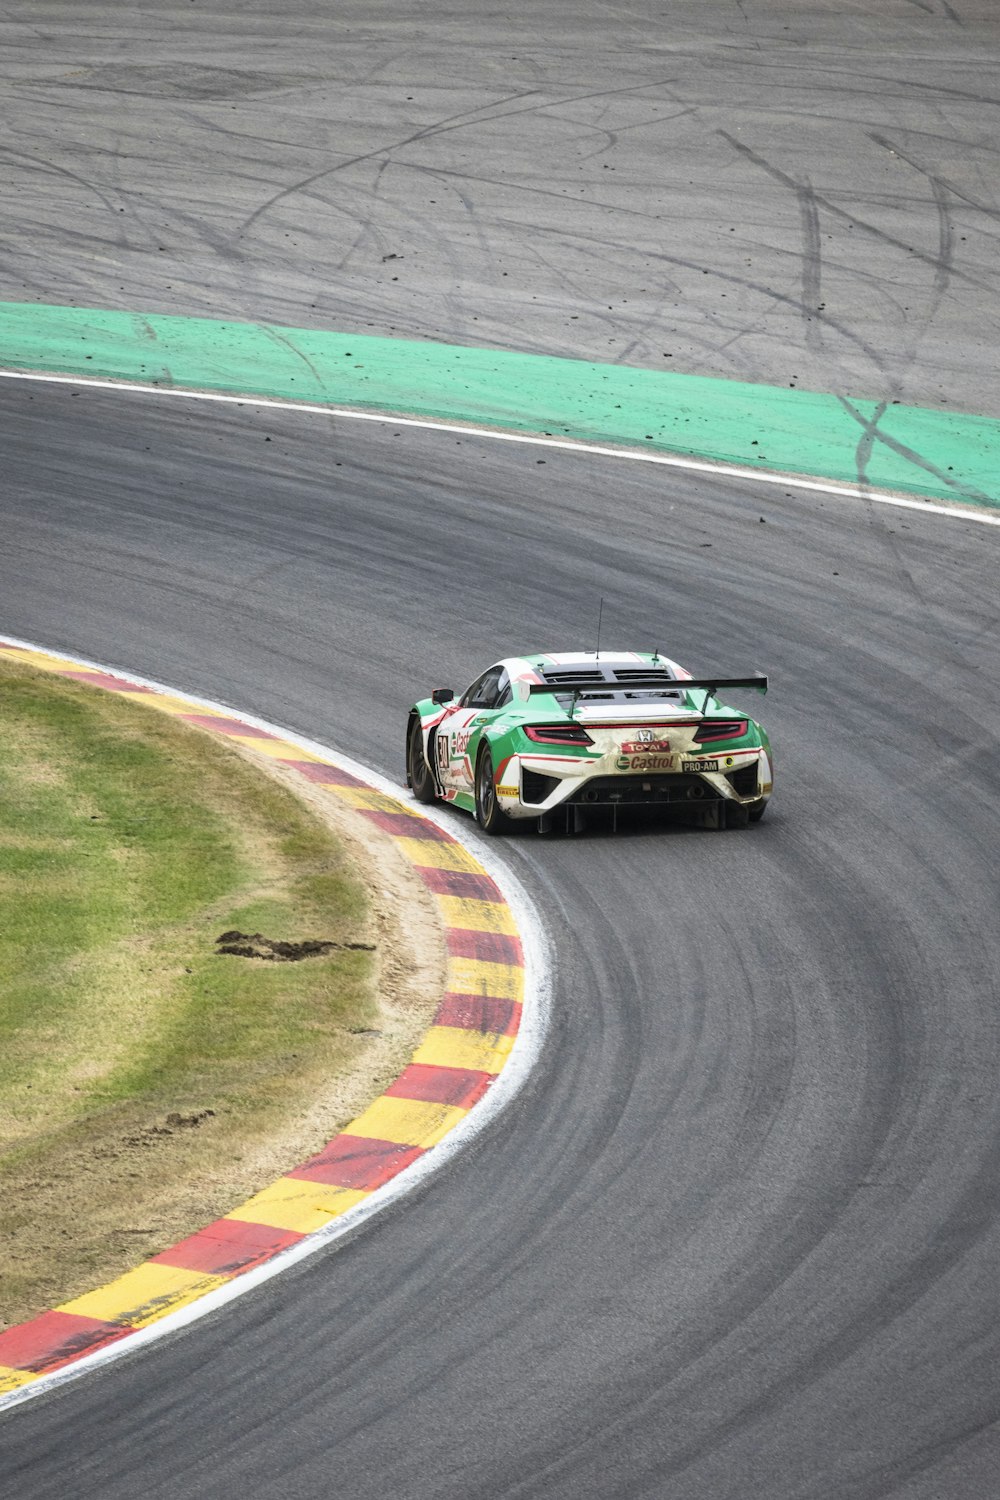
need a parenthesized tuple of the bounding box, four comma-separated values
(526, 674, 767, 698)
(518, 674, 766, 715)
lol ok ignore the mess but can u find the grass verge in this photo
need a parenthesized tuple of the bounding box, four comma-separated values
(0, 658, 441, 1327)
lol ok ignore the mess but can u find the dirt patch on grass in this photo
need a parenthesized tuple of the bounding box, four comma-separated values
(215, 930, 376, 960)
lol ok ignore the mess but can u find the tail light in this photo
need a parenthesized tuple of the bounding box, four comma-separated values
(524, 724, 594, 746)
(695, 719, 748, 743)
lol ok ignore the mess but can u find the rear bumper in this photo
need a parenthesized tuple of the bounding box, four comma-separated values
(501, 751, 770, 819)
(567, 773, 737, 806)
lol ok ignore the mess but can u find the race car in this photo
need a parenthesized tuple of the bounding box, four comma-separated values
(406, 650, 772, 833)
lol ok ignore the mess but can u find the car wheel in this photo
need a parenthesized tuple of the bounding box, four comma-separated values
(407, 717, 437, 804)
(475, 745, 510, 835)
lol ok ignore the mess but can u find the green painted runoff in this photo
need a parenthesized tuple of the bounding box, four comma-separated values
(0, 302, 996, 508)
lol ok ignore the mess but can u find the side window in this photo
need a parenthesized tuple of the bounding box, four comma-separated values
(462, 666, 504, 708)
(495, 670, 512, 708)
(461, 671, 490, 708)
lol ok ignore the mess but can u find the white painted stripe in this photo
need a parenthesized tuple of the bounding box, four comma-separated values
(0, 368, 997, 527)
(0, 634, 551, 1414)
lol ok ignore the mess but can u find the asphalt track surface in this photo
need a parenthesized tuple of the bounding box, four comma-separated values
(3, 3, 1000, 1497)
(3, 383, 1000, 1498)
(3, 1, 1000, 415)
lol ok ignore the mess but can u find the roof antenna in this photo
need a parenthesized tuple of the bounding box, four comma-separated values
(596, 596, 604, 659)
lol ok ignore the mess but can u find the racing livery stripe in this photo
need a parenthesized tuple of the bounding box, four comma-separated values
(0, 639, 529, 1398)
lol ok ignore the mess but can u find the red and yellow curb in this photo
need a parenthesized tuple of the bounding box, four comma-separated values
(0, 641, 529, 1397)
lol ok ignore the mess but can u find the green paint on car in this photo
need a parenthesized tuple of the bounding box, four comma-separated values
(407, 651, 772, 834)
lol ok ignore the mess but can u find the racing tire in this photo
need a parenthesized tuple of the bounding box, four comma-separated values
(475, 746, 512, 835)
(747, 798, 767, 823)
(407, 717, 437, 804)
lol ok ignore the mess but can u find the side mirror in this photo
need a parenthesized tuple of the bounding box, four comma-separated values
(431, 688, 455, 705)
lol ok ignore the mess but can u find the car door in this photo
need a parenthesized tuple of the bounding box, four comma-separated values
(436, 666, 508, 792)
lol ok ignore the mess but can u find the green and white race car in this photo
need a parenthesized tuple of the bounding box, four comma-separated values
(406, 650, 772, 833)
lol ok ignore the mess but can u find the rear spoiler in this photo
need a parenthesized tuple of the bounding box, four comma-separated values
(527, 674, 767, 699)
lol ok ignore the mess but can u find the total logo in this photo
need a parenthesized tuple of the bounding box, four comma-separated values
(621, 732, 670, 753)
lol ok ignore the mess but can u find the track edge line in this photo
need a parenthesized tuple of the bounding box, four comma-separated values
(0, 367, 997, 525)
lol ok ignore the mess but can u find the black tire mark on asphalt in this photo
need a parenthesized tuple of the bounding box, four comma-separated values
(796, 176, 824, 354)
(849, 396, 891, 491)
(711, 53, 1000, 113)
(839, 394, 993, 503)
(929, 174, 957, 296)
(229, 77, 681, 248)
(868, 131, 1000, 220)
(903, 0, 965, 21)
(718, 131, 987, 295)
(0, 146, 131, 239)
(720, 127, 993, 498)
(396, 147, 897, 381)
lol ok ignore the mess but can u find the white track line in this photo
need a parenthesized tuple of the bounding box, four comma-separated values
(0, 634, 551, 1415)
(0, 367, 997, 527)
